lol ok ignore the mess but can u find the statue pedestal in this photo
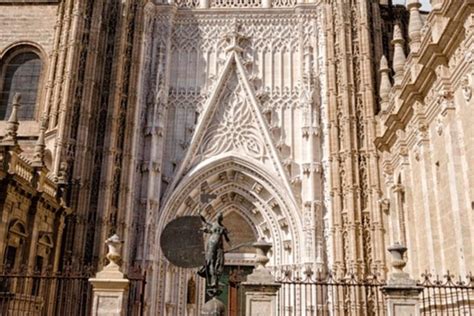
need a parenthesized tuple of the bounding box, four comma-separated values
(241, 267, 280, 316)
(89, 235, 129, 316)
(89, 265, 129, 316)
(241, 282, 280, 316)
(201, 297, 226, 316)
(383, 284, 423, 316)
(240, 239, 280, 316)
(382, 243, 423, 316)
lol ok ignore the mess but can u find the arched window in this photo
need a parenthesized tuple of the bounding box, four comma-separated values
(0, 51, 43, 120)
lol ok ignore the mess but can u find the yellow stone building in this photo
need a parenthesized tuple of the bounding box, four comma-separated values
(0, 0, 472, 314)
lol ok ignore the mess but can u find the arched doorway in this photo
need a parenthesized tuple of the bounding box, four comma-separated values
(153, 156, 304, 315)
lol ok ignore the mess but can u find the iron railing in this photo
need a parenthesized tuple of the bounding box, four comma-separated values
(276, 271, 387, 316)
(0, 264, 94, 316)
(0, 264, 146, 316)
(418, 271, 474, 315)
(276, 270, 474, 316)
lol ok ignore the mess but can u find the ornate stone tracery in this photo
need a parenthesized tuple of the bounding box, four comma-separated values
(201, 80, 267, 160)
(132, 5, 328, 314)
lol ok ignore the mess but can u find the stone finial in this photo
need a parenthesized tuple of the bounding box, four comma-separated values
(32, 118, 47, 167)
(244, 239, 276, 284)
(224, 23, 247, 54)
(388, 242, 407, 275)
(105, 234, 122, 269)
(379, 55, 392, 111)
(407, 0, 423, 52)
(89, 233, 129, 316)
(383, 243, 423, 313)
(253, 239, 272, 270)
(391, 25, 406, 85)
(2, 93, 21, 146)
(387, 242, 419, 287)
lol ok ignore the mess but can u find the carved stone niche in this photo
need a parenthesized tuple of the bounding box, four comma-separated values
(250, 207, 259, 215)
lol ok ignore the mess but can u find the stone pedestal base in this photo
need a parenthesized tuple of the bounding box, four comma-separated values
(89, 266, 129, 316)
(241, 268, 280, 316)
(201, 297, 225, 316)
(241, 282, 280, 316)
(383, 281, 423, 316)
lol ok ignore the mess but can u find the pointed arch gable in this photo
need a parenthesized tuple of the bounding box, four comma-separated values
(162, 50, 297, 207)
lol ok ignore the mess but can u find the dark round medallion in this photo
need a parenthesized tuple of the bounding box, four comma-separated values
(160, 216, 205, 268)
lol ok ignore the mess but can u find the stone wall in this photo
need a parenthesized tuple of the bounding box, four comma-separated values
(0, 4, 58, 138)
(0, 5, 57, 55)
(376, 0, 474, 278)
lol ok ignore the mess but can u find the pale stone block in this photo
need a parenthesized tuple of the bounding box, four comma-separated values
(244, 288, 279, 316)
(89, 278, 130, 316)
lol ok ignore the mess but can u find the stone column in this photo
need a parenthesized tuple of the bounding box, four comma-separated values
(241, 240, 281, 316)
(89, 234, 129, 316)
(382, 243, 423, 316)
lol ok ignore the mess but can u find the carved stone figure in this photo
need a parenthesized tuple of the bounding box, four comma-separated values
(197, 212, 230, 295)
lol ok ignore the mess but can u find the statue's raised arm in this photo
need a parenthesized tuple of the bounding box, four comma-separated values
(199, 211, 212, 233)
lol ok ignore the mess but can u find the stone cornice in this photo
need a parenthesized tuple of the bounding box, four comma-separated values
(376, 1, 474, 152)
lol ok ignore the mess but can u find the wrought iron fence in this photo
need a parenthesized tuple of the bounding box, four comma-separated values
(276, 270, 387, 316)
(0, 264, 146, 316)
(418, 271, 474, 315)
(275, 269, 474, 316)
(0, 264, 94, 316)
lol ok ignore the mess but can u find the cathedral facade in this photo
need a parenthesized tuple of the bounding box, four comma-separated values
(0, 0, 472, 315)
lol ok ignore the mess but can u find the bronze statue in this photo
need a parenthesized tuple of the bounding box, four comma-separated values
(197, 212, 230, 295)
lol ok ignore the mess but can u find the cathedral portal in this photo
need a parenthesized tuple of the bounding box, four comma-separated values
(131, 4, 327, 314)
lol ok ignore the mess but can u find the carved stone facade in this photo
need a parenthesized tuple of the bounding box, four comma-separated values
(0, 0, 472, 315)
(376, 0, 474, 279)
(0, 105, 68, 278)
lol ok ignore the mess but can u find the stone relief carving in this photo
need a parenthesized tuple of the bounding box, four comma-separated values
(138, 8, 327, 315)
(201, 80, 267, 160)
(163, 13, 320, 181)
